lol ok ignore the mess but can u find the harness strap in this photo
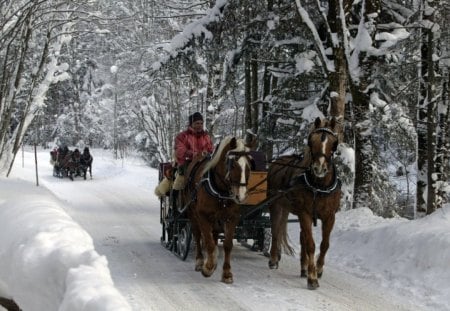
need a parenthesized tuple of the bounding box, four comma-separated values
(290, 168, 341, 227)
(293, 172, 341, 195)
(200, 170, 236, 201)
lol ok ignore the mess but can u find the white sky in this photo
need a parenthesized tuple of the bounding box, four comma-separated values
(0, 147, 449, 310)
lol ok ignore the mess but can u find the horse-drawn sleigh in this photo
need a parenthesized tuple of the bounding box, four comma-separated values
(50, 146, 93, 181)
(157, 136, 271, 282)
(157, 117, 341, 288)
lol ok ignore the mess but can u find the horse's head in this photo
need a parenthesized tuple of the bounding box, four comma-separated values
(203, 136, 254, 203)
(307, 117, 339, 178)
(224, 138, 255, 203)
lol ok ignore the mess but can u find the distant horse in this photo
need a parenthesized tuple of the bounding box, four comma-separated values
(80, 147, 93, 179)
(51, 146, 71, 179)
(182, 136, 254, 284)
(267, 117, 341, 289)
(60, 149, 78, 181)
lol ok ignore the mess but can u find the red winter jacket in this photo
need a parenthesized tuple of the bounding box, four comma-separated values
(175, 127, 214, 165)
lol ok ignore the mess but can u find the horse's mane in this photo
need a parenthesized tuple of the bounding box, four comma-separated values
(201, 136, 248, 175)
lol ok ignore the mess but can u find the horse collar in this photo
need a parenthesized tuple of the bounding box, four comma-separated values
(293, 167, 341, 195)
(200, 169, 236, 202)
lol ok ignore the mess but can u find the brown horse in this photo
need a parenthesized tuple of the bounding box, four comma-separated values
(182, 136, 254, 284)
(267, 117, 341, 289)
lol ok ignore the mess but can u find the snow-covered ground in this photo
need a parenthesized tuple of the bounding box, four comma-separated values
(0, 146, 449, 310)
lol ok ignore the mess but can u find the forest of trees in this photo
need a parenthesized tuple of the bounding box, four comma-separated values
(0, 0, 449, 218)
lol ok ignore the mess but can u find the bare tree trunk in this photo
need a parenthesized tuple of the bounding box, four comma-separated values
(244, 60, 252, 131)
(261, 63, 273, 161)
(258, 0, 275, 161)
(436, 73, 449, 209)
(0, 14, 32, 167)
(417, 1, 439, 215)
(7, 24, 50, 176)
(350, 0, 380, 209)
(327, 0, 348, 141)
(351, 80, 375, 208)
(425, 27, 437, 214)
(251, 57, 259, 134)
(205, 68, 215, 133)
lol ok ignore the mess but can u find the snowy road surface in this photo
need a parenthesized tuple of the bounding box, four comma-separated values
(36, 150, 420, 311)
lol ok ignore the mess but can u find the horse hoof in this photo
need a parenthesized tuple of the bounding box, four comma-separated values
(201, 263, 217, 277)
(307, 278, 319, 290)
(201, 269, 214, 278)
(300, 270, 307, 278)
(195, 259, 203, 271)
(268, 261, 278, 269)
(221, 275, 233, 284)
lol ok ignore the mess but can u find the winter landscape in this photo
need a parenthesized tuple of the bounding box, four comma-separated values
(0, 148, 449, 310)
(1, 1, 450, 311)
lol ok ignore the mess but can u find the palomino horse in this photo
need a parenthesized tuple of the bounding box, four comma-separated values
(182, 136, 254, 284)
(267, 117, 341, 289)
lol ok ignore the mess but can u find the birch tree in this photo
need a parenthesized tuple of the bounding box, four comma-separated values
(0, 1, 74, 176)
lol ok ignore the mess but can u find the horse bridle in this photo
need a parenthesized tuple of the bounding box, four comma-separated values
(307, 127, 338, 163)
(225, 151, 253, 187)
(199, 151, 253, 203)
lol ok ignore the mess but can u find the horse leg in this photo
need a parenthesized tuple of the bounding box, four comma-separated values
(316, 215, 335, 278)
(300, 228, 307, 278)
(197, 216, 217, 277)
(221, 214, 239, 284)
(191, 220, 204, 271)
(268, 201, 283, 269)
(299, 214, 319, 289)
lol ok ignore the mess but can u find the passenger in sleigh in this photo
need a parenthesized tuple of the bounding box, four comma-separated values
(173, 112, 214, 190)
(154, 112, 213, 196)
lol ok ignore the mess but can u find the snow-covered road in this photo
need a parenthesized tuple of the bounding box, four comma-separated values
(37, 150, 420, 311)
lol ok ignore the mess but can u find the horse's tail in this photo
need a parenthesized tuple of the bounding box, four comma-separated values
(278, 210, 295, 256)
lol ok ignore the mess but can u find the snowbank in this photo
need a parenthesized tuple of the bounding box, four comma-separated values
(0, 178, 131, 311)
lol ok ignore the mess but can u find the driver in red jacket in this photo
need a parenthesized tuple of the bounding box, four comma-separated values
(173, 112, 214, 190)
